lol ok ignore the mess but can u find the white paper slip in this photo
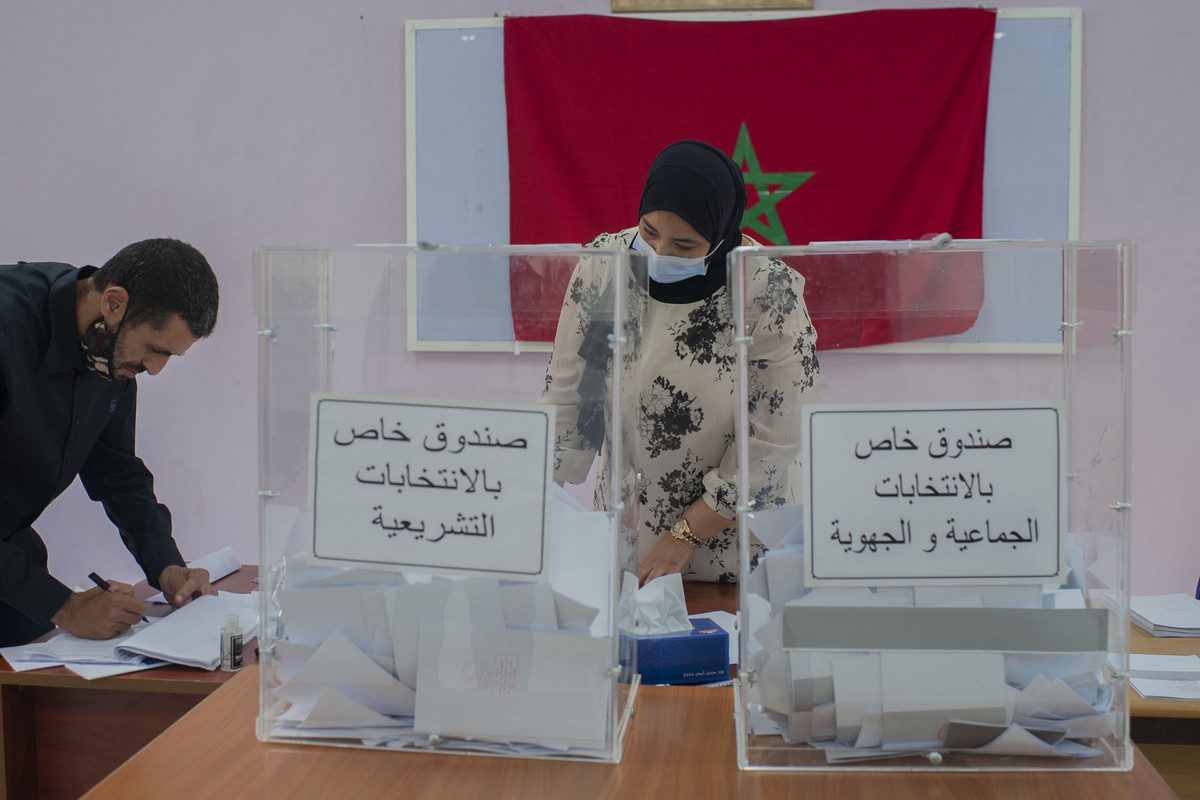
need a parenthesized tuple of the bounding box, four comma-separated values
(880, 652, 1007, 747)
(2, 658, 65, 673)
(414, 621, 612, 750)
(298, 688, 412, 729)
(118, 594, 258, 669)
(1109, 653, 1200, 681)
(66, 661, 167, 680)
(1130, 677, 1200, 701)
(278, 631, 415, 717)
(7, 625, 147, 665)
(278, 585, 394, 663)
(147, 547, 241, 603)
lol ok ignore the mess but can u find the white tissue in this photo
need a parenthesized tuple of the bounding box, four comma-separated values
(617, 572, 692, 634)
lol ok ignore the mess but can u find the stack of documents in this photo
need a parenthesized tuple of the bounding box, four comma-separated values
(1128, 594, 1200, 637)
(1113, 653, 1200, 701)
(119, 592, 258, 669)
(0, 591, 257, 679)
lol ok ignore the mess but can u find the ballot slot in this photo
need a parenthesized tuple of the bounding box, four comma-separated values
(732, 241, 1134, 772)
(255, 245, 647, 762)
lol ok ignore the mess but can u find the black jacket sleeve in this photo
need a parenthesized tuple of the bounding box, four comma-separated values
(77, 380, 186, 590)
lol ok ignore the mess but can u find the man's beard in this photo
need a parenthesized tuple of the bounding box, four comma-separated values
(111, 329, 144, 378)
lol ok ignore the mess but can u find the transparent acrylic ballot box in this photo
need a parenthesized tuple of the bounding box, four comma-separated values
(254, 244, 646, 761)
(731, 240, 1134, 772)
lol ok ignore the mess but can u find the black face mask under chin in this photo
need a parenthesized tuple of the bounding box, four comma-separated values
(80, 316, 121, 380)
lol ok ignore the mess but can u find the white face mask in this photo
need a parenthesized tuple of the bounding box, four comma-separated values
(632, 234, 717, 284)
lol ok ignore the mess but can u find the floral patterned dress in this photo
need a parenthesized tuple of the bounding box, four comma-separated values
(540, 228, 819, 582)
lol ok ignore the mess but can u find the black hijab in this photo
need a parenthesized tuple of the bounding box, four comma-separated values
(637, 139, 748, 304)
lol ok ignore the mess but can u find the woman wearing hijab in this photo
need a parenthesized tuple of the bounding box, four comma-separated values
(540, 140, 819, 584)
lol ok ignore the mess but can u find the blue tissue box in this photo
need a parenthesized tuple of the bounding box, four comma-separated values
(620, 618, 730, 685)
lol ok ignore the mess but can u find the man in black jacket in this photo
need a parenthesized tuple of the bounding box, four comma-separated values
(1, 238, 220, 645)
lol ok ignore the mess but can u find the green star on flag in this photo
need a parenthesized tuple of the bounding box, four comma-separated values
(734, 123, 814, 246)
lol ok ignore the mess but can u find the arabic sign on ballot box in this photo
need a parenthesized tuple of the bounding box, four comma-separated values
(803, 402, 1066, 586)
(309, 394, 554, 579)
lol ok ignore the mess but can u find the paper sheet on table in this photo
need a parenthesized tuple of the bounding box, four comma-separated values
(618, 571, 690, 634)
(279, 585, 394, 663)
(66, 661, 166, 680)
(386, 579, 505, 688)
(880, 652, 1007, 747)
(414, 620, 612, 749)
(147, 547, 241, 603)
(119, 594, 258, 669)
(1, 655, 65, 672)
(689, 610, 738, 664)
(278, 631, 415, 716)
(1130, 677, 1200, 700)
(9, 624, 147, 665)
(1112, 653, 1200, 680)
(1130, 594, 1200, 631)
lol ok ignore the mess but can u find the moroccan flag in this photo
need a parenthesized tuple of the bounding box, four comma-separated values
(504, 10, 995, 348)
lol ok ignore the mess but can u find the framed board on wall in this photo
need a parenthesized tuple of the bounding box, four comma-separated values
(404, 8, 1081, 354)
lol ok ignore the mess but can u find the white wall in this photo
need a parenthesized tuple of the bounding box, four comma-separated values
(2, 0, 1197, 595)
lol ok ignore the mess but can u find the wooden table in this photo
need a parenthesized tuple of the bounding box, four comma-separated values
(1123, 623, 1200, 798)
(84, 665, 1176, 800)
(0, 566, 259, 800)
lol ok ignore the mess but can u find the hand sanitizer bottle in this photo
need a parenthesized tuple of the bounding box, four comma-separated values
(220, 613, 244, 672)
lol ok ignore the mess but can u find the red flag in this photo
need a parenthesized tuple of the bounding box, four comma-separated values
(504, 10, 995, 348)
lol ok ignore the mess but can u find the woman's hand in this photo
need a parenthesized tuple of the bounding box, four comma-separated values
(637, 535, 695, 585)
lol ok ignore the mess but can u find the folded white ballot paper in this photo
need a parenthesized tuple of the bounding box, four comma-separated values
(278, 585, 395, 664)
(414, 620, 612, 749)
(618, 571, 691, 634)
(118, 592, 257, 670)
(880, 652, 1007, 748)
(147, 547, 241, 603)
(277, 630, 415, 717)
(386, 579, 506, 689)
(298, 688, 413, 729)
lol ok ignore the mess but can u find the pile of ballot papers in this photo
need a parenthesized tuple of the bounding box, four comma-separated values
(261, 494, 627, 758)
(1126, 594, 1200, 637)
(739, 506, 1119, 764)
(0, 591, 257, 679)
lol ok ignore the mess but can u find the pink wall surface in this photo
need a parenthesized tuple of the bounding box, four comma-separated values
(1, 1, 1196, 595)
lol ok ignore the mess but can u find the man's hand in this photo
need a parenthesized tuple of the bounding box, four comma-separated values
(158, 565, 215, 608)
(637, 535, 696, 586)
(51, 583, 146, 639)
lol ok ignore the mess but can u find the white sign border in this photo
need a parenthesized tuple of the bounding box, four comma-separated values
(802, 400, 1067, 587)
(308, 392, 554, 580)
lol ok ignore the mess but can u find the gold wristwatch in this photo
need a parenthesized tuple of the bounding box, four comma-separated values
(671, 518, 704, 549)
